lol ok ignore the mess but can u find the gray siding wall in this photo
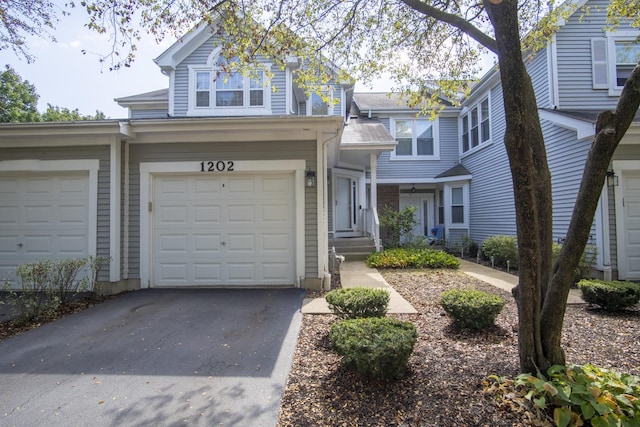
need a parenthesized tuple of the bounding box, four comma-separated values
(463, 83, 517, 244)
(376, 115, 461, 180)
(128, 140, 319, 279)
(527, 47, 551, 108)
(1, 145, 112, 281)
(131, 109, 168, 120)
(172, 35, 288, 116)
(555, 0, 636, 109)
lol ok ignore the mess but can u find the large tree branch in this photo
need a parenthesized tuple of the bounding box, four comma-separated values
(400, 0, 498, 53)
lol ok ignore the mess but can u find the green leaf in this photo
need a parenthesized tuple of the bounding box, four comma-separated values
(534, 396, 546, 409)
(554, 407, 572, 427)
(581, 402, 596, 420)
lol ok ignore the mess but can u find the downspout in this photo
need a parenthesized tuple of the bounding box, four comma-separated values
(319, 128, 342, 291)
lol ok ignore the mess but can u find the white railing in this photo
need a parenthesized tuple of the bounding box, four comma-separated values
(362, 207, 382, 252)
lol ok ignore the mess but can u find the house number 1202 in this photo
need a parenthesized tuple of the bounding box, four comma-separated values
(200, 161, 234, 172)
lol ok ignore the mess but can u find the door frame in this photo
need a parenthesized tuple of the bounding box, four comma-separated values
(139, 160, 306, 288)
(333, 169, 363, 237)
(614, 160, 640, 280)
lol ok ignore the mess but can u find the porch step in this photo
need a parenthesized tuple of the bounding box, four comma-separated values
(332, 237, 376, 261)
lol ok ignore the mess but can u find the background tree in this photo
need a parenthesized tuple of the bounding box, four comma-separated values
(0, 65, 106, 122)
(0, 65, 40, 122)
(2, 0, 639, 373)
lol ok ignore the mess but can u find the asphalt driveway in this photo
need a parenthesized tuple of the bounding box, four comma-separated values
(0, 288, 304, 426)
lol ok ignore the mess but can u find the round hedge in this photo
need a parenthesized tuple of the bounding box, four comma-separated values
(440, 289, 505, 330)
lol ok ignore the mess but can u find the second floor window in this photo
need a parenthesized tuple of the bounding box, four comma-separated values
(615, 41, 640, 87)
(461, 97, 490, 153)
(195, 69, 265, 109)
(391, 118, 438, 159)
(307, 87, 335, 116)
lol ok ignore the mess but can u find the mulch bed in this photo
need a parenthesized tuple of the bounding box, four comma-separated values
(277, 269, 640, 426)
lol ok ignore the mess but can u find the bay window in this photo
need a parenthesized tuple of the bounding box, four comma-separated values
(461, 97, 490, 154)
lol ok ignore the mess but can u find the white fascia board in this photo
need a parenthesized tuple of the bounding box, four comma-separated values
(538, 109, 595, 140)
(372, 175, 472, 184)
(154, 22, 218, 70)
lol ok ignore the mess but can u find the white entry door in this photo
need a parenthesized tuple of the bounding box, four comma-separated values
(399, 194, 435, 242)
(0, 173, 90, 284)
(152, 173, 295, 287)
(619, 171, 640, 279)
(335, 175, 356, 232)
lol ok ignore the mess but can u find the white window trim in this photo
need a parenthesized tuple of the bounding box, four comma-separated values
(459, 94, 492, 156)
(187, 63, 273, 116)
(606, 31, 640, 96)
(443, 182, 469, 230)
(389, 117, 440, 161)
(306, 86, 335, 116)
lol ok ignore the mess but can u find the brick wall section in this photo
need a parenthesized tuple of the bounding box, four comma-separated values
(377, 184, 399, 247)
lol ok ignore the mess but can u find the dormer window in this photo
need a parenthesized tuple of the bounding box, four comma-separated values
(188, 53, 271, 116)
(307, 87, 335, 116)
(592, 32, 640, 96)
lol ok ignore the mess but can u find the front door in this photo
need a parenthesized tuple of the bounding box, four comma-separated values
(335, 175, 357, 234)
(399, 194, 435, 243)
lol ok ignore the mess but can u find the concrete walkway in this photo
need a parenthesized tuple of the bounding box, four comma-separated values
(301, 261, 418, 314)
(301, 258, 584, 315)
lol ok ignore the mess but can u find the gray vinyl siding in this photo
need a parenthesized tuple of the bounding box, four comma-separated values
(127, 140, 319, 279)
(0, 145, 112, 281)
(130, 109, 168, 119)
(555, 0, 635, 109)
(527, 48, 551, 108)
(171, 35, 288, 117)
(544, 123, 596, 243)
(376, 115, 460, 180)
(607, 184, 617, 273)
(463, 83, 516, 244)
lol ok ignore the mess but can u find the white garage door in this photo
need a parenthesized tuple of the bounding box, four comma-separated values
(0, 173, 90, 284)
(621, 171, 640, 280)
(152, 173, 295, 287)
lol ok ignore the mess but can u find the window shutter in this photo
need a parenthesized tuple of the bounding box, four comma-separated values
(591, 38, 608, 89)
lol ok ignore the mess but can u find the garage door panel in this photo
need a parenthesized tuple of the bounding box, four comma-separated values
(58, 235, 88, 255)
(157, 234, 189, 253)
(59, 205, 87, 224)
(0, 207, 18, 224)
(23, 235, 53, 254)
(153, 173, 295, 287)
(25, 205, 53, 224)
(0, 178, 18, 194)
(193, 205, 221, 224)
(26, 178, 53, 194)
(158, 263, 188, 281)
(0, 236, 18, 253)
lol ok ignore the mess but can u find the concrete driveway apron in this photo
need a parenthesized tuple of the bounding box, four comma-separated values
(0, 288, 304, 427)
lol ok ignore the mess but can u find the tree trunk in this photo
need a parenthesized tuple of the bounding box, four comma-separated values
(484, 0, 555, 374)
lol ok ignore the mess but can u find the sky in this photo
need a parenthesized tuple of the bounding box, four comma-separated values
(0, 5, 494, 119)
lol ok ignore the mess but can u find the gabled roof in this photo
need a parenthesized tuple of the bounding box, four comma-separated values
(154, 22, 219, 72)
(341, 117, 396, 148)
(115, 89, 169, 104)
(435, 163, 472, 179)
(353, 92, 454, 114)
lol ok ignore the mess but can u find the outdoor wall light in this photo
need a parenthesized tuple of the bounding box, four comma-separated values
(606, 170, 618, 187)
(306, 170, 316, 188)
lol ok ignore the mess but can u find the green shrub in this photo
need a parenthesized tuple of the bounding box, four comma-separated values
(329, 317, 418, 379)
(440, 289, 505, 330)
(366, 248, 460, 269)
(379, 206, 417, 248)
(481, 235, 518, 269)
(513, 364, 640, 427)
(325, 287, 389, 319)
(577, 279, 640, 310)
(552, 243, 598, 282)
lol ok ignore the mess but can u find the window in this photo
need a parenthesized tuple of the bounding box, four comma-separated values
(307, 87, 335, 116)
(615, 41, 640, 87)
(188, 56, 271, 116)
(461, 97, 490, 153)
(594, 32, 640, 95)
(391, 118, 438, 159)
(438, 190, 444, 224)
(451, 187, 464, 224)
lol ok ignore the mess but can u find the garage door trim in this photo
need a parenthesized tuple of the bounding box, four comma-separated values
(139, 160, 307, 288)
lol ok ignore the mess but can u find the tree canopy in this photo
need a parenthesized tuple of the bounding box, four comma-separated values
(0, 65, 106, 122)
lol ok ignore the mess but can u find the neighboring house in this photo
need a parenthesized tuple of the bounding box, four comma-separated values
(349, 0, 640, 281)
(0, 0, 638, 293)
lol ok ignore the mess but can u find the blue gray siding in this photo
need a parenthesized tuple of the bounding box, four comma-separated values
(131, 109, 168, 120)
(376, 115, 461, 180)
(127, 140, 319, 278)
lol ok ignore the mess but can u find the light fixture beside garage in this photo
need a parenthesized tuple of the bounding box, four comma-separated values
(306, 170, 316, 188)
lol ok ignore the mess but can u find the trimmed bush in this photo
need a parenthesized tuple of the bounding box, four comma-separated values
(329, 317, 418, 379)
(481, 235, 518, 269)
(440, 289, 505, 330)
(577, 279, 640, 311)
(513, 364, 640, 427)
(366, 248, 460, 269)
(325, 287, 389, 319)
